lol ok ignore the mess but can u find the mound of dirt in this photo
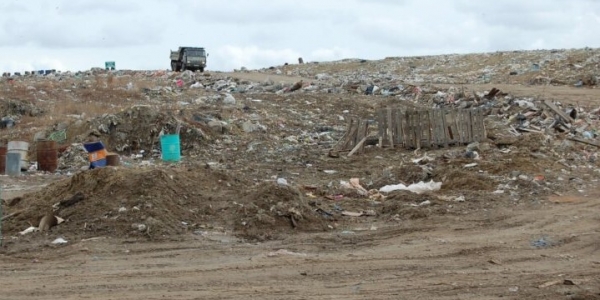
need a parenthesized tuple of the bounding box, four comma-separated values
(234, 182, 329, 241)
(379, 190, 433, 218)
(435, 169, 497, 191)
(4, 166, 237, 239)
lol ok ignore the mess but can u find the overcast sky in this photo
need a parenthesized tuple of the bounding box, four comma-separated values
(1, 0, 599, 73)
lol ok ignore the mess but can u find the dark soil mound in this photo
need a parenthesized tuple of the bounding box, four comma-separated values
(4, 166, 235, 240)
(234, 182, 329, 241)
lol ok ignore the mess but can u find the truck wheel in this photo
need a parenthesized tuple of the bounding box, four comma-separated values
(171, 62, 177, 72)
(181, 64, 186, 72)
(199, 67, 204, 73)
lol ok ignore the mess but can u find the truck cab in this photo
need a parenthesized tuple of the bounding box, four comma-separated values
(170, 47, 208, 72)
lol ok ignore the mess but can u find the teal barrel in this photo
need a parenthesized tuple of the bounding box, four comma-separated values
(160, 134, 181, 162)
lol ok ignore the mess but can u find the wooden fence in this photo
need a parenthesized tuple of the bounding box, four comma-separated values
(377, 107, 486, 149)
(330, 117, 370, 156)
(331, 107, 486, 156)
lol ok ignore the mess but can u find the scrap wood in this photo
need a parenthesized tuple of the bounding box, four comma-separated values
(538, 279, 578, 289)
(568, 136, 600, 147)
(538, 280, 563, 289)
(484, 87, 501, 99)
(53, 192, 85, 210)
(544, 100, 574, 123)
(1, 210, 22, 221)
(347, 136, 368, 156)
(341, 211, 364, 217)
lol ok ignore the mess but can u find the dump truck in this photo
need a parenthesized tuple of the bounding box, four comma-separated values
(170, 47, 208, 72)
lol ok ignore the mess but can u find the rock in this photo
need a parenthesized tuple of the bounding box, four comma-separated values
(223, 94, 236, 105)
(207, 120, 224, 133)
(242, 121, 257, 133)
(479, 142, 491, 151)
(33, 131, 46, 141)
(466, 142, 480, 151)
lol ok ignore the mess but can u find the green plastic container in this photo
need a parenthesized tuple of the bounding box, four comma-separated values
(160, 134, 181, 162)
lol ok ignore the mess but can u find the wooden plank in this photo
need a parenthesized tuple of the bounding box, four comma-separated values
(452, 110, 460, 144)
(348, 137, 368, 156)
(544, 100, 574, 123)
(405, 111, 412, 149)
(448, 109, 458, 144)
(428, 109, 436, 148)
(333, 118, 353, 151)
(437, 109, 445, 147)
(468, 109, 474, 142)
(433, 109, 442, 147)
(481, 109, 487, 139)
(415, 111, 422, 149)
(343, 118, 359, 150)
(463, 109, 473, 144)
(440, 109, 449, 147)
(463, 110, 470, 143)
(401, 110, 409, 148)
(471, 109, 479, 141)
(355, 119, 366, 145)
(567, 136, 600, 147)
(477, 109, 485, 141)
(422, 110, 431, 148)
(405, 111, 413, 149)
(377, 109, 385, 146)
(387, 108, 394, 148)
(395, 109, 403, 145)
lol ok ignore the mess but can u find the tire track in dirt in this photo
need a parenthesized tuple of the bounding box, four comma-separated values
(1, 191, 599, 299)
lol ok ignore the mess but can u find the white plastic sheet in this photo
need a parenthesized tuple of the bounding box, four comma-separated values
(379, 180, 442, 194)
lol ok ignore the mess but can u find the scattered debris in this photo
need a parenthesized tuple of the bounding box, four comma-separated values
(267, 249, 307, 257)
(379, 181, 442, 194)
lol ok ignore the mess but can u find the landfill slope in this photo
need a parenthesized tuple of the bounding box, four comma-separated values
(0, 48, 599, 299)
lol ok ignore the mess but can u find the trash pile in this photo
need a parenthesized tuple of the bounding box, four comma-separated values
(0, 99, 45, 129)
(257, 48, 600, 87)
(73, 105, 212, 153)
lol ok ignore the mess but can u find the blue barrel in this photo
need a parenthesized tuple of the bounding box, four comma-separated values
(160, 134, 181, 162)
(83, 141, 108, 169)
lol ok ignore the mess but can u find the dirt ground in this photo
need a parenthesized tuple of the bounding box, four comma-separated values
(1, 56, 600, 299)
(0, 188, 598, 299)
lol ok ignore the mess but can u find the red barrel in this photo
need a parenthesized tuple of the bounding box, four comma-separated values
(0, 146, 6, 174)
(37, 140, 58, 172)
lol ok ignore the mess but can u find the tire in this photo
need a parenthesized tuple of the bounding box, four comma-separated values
(171, 61, 177, 72)
(181, 64, 186, 72)
(199, 67, 204, 73)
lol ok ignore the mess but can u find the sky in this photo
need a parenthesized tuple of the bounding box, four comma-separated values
(1, 0, 599, 73)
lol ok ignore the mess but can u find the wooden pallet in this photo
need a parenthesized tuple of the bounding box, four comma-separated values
(377, 107, 486, 149)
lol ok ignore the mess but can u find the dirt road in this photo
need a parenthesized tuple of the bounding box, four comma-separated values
(1, 189, 598, 300)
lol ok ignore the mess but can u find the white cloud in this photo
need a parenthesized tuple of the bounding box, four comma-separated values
(0, 0, 599, 73)
(216, 46, 300, 70)
(310, 47, 356, 61)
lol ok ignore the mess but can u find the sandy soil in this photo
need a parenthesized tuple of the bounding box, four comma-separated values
(0, 183, 598, 299)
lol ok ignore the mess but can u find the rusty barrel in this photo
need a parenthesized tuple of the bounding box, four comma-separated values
(0, 146, 6, 174)
(106, 154, 120, 166)
(37, 140, 58, 172)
